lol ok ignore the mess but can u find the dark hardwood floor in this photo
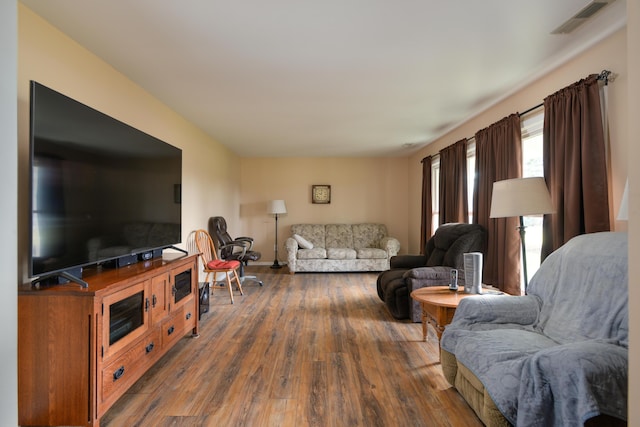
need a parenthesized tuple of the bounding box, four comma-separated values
(101, 266, 483, 427)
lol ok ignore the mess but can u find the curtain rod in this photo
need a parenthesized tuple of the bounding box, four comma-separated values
(465, 69, 613, 142)
(519, 70, 611, 117)
(519, 103, 543, 117)
(597, 69, 613, 85)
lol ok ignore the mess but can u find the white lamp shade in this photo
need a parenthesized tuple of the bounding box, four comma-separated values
(267, 199, 287, 215)
(490, 177, 555, 218)
(617, 180, 628, 221)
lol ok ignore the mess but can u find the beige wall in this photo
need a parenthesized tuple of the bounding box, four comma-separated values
(627, 0, 638, 421)
(1, 1, 18, 424)
(239, 157, 409, 262)
(407, 28, 629, 253)
(17, 5, 241, 283)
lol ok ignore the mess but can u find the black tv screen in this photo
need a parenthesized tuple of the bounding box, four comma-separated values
(29, 81, 182, 279)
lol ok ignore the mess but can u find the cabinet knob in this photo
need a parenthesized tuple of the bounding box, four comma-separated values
(167, 325, 175, 336)
(145, 342, 155, 354)
(113, 366, 125, 381)
(152, 294, 157, 307)
(186, 312, 192, 320)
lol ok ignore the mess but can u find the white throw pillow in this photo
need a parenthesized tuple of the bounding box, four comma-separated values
(293, 234, 314, 249)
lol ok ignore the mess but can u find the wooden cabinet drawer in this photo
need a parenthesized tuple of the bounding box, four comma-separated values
(161, 297, 196, 348)
(182, 298, 197, 335)
(101, 328, 161, 406)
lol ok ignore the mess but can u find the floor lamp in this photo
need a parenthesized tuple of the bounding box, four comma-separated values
(267, 199, 287, 269)
(490, 177, 555, 292)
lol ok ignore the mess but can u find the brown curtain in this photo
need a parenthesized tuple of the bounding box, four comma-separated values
(541, 75, 610, 260)
(420, 156, 433, 254)
(473, 114, 522, 295)
(439, 139, 469, 225)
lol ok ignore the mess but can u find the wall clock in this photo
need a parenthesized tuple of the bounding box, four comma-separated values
(312, 185, 331, 204)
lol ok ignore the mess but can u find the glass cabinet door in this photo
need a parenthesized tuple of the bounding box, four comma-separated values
(102, 280, 149, 359)
(171, 265, 194, 311)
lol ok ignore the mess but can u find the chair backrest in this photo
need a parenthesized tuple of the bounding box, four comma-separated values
(193, 229, 220, 264)
(208, 216, 235, 258)
(425, 223, 487, 270)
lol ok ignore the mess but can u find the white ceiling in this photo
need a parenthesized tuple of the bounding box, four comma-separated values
(20, 0, 626, 157)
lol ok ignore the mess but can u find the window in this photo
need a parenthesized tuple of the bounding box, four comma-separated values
(431, 155, 440, 233)
(521, 110, 545, 282)
(466, 140, 476, 223)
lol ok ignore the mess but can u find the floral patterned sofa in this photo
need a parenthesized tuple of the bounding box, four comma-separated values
(285, 224, 400, 274)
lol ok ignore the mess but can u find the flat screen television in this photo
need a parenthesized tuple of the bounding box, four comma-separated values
(29, 81, 182, 285)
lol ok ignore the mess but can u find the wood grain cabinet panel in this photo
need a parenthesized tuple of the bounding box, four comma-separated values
(100, 327, 161, 408)
(18, 254, 199, 427)
(151, 273, 169, 326)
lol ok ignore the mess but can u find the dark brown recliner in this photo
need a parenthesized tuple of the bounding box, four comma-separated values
(376, 223, 487, 322)
(209, 216, 263, 286)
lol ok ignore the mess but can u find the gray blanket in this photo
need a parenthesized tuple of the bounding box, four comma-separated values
(440, 232, 628, 426)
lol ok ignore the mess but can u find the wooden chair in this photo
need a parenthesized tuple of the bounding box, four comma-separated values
(193, 229, 243, 304)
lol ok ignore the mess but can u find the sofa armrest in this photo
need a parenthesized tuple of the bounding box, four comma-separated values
(285, 237, 298, 255)
(380, 236, 400, 257)
(390, 254, 427, 269)
(404, 265, 451, 280)
(403, 266, 455, 295)
(285, 237, 299, 273)
(452, 295, 541, 326)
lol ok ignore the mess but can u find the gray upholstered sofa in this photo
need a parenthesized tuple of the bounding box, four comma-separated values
(440, 232, 628, 427)
(285, 223, 400, 274)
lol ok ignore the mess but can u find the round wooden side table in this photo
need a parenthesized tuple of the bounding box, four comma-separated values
(410, 286, 475, 342)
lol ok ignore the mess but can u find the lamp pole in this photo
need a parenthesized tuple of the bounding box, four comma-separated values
(271, 213, 282, 269)
(267, 199, 287, 269)
(518, 215, 528, 291)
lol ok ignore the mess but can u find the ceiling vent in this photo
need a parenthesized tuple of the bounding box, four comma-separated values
(551, 0, 616, 34)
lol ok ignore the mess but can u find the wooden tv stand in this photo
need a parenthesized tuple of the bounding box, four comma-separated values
(18, 253, 199, 427)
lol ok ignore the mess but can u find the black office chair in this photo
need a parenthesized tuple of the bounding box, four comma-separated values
(208, 216, 263, 286)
